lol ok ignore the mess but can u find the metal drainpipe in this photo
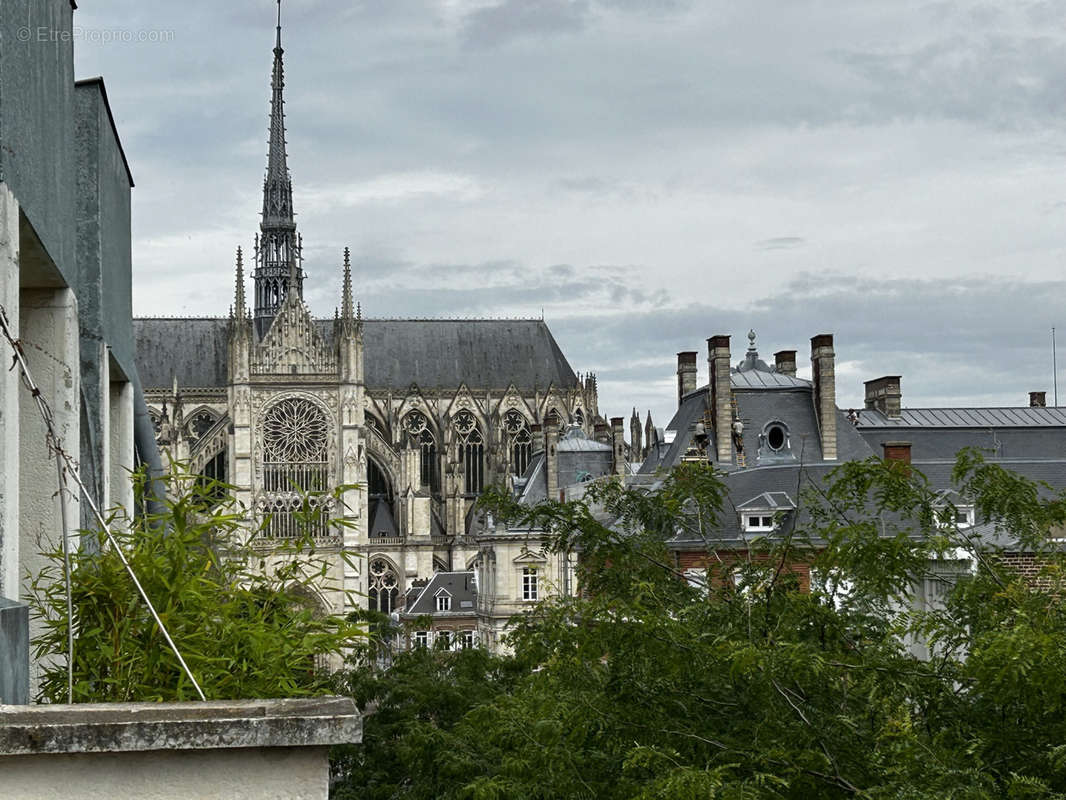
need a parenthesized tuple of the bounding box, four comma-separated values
(133, 381, 167, 519)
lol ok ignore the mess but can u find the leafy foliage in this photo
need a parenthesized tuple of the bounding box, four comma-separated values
(333, 455, 1066, 799)
(30, 465, 359, 702)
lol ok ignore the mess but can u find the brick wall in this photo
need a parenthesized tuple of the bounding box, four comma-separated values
(678, 550, 812, 592)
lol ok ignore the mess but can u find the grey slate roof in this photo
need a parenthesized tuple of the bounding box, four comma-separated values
(857, 407, 1066, 428)
(402, 571, 478, 617)
(135, 319, 230, 389)
(857, 424, 1066, 462)
(732, 370, 811, 390)
(368, 500, 398, 538)
(737, 491, 795, 511)
(134, 317, 579, 391)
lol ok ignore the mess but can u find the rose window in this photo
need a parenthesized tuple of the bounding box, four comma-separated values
(263, 398, 328, 463)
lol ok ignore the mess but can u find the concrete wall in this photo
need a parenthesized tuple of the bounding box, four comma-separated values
(18, 287, 80, 694)
(2, 747, 329, 800)
(0, 697, 361, 800)
(74, 79, 136, 527)
(0, 0, 77, 284)
(0, 187, 20, 600)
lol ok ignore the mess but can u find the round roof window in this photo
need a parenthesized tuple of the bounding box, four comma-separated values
(766, 424, 786, 451)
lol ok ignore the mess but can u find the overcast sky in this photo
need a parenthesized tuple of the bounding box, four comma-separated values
(73, 0, 1066, 427)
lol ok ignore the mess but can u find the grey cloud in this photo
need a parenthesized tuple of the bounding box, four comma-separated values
(546, 274, 1066, 428)
(461, 0, 590, 49)
(757, 236, 805, 251)
(835, 33, 1066, 128)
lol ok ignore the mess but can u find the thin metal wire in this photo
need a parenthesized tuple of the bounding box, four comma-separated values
(0, 303, 206, 702)
(56, 457, 73, 704)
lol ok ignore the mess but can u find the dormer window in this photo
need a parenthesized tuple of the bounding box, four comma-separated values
(932, 491, 975, 530)
(940, 506, 974, 529)
(737, 492, 796, 534)
(766, 423, 786, 451)
(743, 514, 776, 532)
(435, 591, 451, 612)
(755, 421, 793, 464)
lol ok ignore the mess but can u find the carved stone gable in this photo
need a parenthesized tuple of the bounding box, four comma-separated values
(444, 383, 480, 419)
(252, 292, 337, 375)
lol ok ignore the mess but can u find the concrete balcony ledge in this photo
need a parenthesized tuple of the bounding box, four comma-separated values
(0, 696, 360, 755)
(0, 697, 361, 800)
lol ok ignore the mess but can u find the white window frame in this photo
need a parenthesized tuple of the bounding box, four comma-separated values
(437, 629, 452, 650)
(414, 631, 428, 648)
(435, 593, 451, 612)
(460, 630, 475, 649)
(743, 513, 775, 532)
(521, 566, 539, 601)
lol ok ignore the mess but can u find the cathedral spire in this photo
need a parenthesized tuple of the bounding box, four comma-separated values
(253, 0, 302, 338)
(234, 246, 246, 319)
(265, 0, 290, 222)
(341, 247, 354, 321)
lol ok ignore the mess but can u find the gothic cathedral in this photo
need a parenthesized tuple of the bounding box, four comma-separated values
(133, 15, 601, 621)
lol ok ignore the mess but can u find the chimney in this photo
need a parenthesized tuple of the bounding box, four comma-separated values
(611, 416, 626, 476)
(593, 420, 610, 444)
(708, 335, 732, 463)
(544, 412, 560, 499)
(882, 441, 911, 466)
(863, 375, 902, 418)
(1030, 391, 1047, 408)
(774, 350, 797, 377)
(810, 334, 837, 461)
(676, 351, 698, 407)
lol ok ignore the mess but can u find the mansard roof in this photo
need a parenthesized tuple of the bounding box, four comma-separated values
(133, 317, 579, 391)
(402, 571, 477, 617)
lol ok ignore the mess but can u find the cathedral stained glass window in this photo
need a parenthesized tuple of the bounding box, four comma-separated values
(453, 410, 484, 494)
(503, 409, 532, 477)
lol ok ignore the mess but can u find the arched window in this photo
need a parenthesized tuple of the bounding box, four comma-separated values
(503, 409, 532, 477)
(367, 458, 392, 501)
(260, 398, 330, 539)
(453, 410, 484, 494)
(574, 408, 584, 428)
(368, 558, 399, 613)
(403, 411, 439, 492)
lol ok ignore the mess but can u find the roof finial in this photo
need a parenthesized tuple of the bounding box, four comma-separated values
(276, 0, 283, 49)
(747, 329, 757, 354)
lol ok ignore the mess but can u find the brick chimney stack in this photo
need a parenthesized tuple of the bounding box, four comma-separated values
(676, 351, 698, 408)
(774, 350, 797, 377)
(811, 334, 837, 461)
(882, 441, 912, 466)
(1030, 391, 1047, 408)
(708, 336, 732, 463)
(864, 376, 902, 418)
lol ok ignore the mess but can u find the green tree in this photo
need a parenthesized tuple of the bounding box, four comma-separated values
(30, 465, 360, 702)
(331, 639, 521, 800)
(333, 453, 1066, 799)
